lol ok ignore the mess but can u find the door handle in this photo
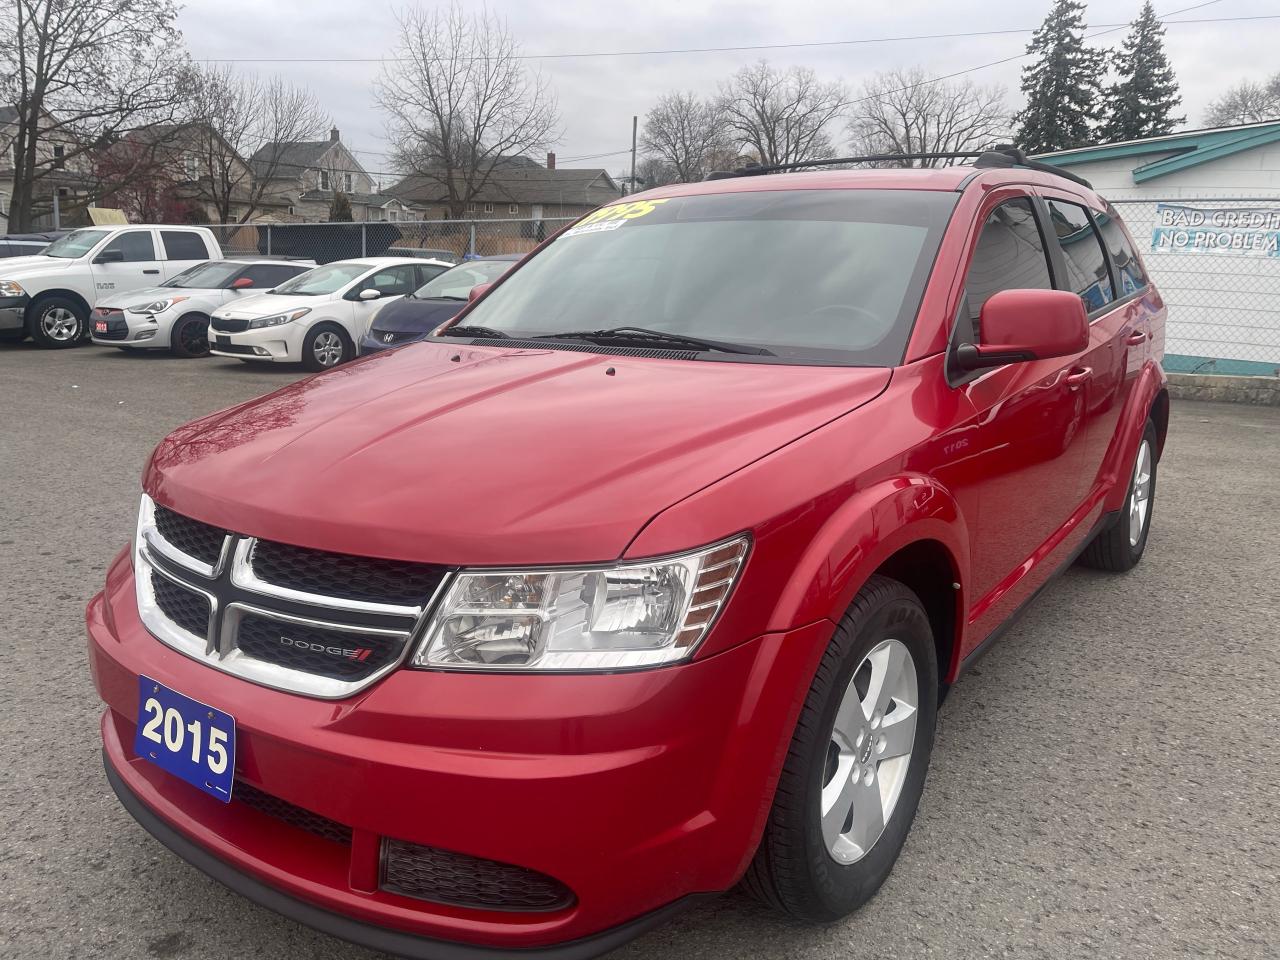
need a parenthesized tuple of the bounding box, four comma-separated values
(1065, 367, 1092, 390)
(1125, 330, 1147, 345)
(143, 269, 160, 275)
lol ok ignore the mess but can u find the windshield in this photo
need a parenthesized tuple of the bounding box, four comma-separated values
(415, 259, 513, 299)
(460, 190, 956, 364)
(271, 262, 369, 296)
(163, 261, 244, 289)
(42, 229, 109, 259)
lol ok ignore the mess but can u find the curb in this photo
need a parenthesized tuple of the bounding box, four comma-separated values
(1167, 372, 1280, 407)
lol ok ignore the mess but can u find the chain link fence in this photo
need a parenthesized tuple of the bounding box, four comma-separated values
(207, 217, 576, 267)
(1110, 197, 1280, 376)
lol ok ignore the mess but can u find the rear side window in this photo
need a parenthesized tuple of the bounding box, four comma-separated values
(1046, 200, 1113, 311)
(963, 198, 1053, 331)
(161, 231, 209, 261)
(240, 264, 307, 288)
(100, 231, 156, 262)
(1094, 212, 1149, 296)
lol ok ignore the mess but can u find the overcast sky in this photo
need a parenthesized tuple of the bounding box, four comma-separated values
(179, 0, 1278, 184)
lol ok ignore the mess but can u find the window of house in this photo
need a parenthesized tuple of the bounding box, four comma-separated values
(1093, 211, 1149, 297)
(343, 173, 353, 192)
(1045, 200, 1113, 312)
(388, 209, 398, 221)
(319, 169, 330, 190)
(57, 187, 68, 198)
(99, 230, 156, 262)
(508, 204, 519, 215)
(466, 203, 477, 214)
(53, 144, 64, 166)
(184, 155, 199, 180)
(484, 203, 494, 214)
(161, 231, 208, 261)
(962, 198, 1053, 336)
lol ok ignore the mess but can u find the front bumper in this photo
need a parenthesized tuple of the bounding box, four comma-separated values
(208, 323, 302, 362)
(88, 547, 829, 953)
(0, 294, 29, 331)
(89, 309, 166, 348)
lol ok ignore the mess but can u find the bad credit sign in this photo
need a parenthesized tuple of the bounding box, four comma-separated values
(1152, 203, 1280, 257)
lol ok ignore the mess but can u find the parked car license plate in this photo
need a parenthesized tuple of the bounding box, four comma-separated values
(215, 335, 230, 347)
(94, 320, 107, 333)
(134, 675, 235, 802)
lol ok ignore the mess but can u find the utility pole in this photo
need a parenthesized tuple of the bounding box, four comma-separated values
(629, 116, 638, 197)
(52, 190, 61, 230)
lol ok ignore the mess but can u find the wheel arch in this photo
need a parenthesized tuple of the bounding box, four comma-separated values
(1149, 387, 1170, 460)
(26, 288, 91, 327)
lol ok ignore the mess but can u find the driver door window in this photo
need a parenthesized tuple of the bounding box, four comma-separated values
(100, 231, 157, 262)
(962, 198, 1053, 341)
(358, 265, 417, 298)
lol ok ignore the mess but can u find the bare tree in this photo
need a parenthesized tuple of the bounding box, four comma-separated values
(1204, 73, 1280, 126)
(849, 68, 1010, 166)
(0, 0, 193, 231)
(188, 66, 330, 223)
(376, 3, 560, 218)
(641, 92, 730, 183)
(720, 61, 848, 167)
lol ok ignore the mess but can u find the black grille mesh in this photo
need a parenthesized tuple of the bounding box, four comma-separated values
(235, 781, 351, 846)
(234, 613, 404, 681)
(152, 575, 211, 637)
(210, 317, 250, 333)
(381, 839, 575, 913)
(251, 540, 447, 606)
(153, 506, 227, 566)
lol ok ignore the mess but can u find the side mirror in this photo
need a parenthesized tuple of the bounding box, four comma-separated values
(94, 249, 124, 264)
(231, 277, 254, 289)
(358, 288, 382, 301)
(955, 289, 1088, 371)
(468, 282, 493, 302)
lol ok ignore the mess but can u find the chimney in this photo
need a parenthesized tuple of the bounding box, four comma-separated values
(330, 127, 340, 143)
(546, 151, 556, 170)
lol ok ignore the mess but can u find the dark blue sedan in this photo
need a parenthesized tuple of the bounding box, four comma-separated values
(360, 255, 521, 355)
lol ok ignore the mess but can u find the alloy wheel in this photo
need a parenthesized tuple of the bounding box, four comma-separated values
(1129, 439, 1153, 547)
(313, 331, 344, 367)
(179, 319, 208, 355)
(821, 638, 918, 864)
(41, 307, 79, 341)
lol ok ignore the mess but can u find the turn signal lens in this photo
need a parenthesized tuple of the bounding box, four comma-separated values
(413, 536, 749, 671)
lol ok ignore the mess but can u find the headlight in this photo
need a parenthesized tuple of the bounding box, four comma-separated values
(0, 280, 25, 298)
(413, 536, 749, 671)
(128, 296, 189, 314)
(248, 308, 310, 330)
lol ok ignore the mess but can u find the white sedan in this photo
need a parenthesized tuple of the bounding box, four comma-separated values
(208, 257, 452, 370)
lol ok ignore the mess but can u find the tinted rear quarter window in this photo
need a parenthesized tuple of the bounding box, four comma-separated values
(161, 231, 208, 261)
(963, 198, 1053, 331)
(1094, 212, 1149, 296)
(1046, 200, 1113, 311)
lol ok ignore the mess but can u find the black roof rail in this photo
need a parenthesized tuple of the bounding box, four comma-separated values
(704, 145, 1092, 189)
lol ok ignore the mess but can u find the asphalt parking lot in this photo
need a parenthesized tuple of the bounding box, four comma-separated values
(1, 342, 1277, 960)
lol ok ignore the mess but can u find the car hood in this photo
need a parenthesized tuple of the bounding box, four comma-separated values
(0, 255, 75, 279)
(213, 292, 327, 319)
(370, 297, 464, 334)
(145, 342, 891, 566)
(94, 286, 173, 310)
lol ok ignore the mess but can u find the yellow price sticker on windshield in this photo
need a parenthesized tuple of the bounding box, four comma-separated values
(565, 198, 670, 237)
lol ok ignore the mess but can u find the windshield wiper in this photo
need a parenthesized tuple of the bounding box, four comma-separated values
(533, 326, 773, 356)
(438, 324, 510, 339)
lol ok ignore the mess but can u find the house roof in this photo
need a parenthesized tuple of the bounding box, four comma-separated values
(298, 189, 412, 207)
(1034, 120, 1280, 184)
(388, 163, 620, 206)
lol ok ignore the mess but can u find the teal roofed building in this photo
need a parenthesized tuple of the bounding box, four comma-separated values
(1038, 121, 1280, 377)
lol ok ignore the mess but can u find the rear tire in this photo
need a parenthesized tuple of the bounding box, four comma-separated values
(28, 295, 88, 349)
(1079, 419, 1158, 572)
(742, 575, 938, 920)
(169, 313, 211, 358)
(301, 323, 352, 371)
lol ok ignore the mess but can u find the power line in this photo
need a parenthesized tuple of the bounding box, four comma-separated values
(193, 8, 1257, 64)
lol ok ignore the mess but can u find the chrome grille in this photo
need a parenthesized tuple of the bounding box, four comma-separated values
(133, 494, 450, 698)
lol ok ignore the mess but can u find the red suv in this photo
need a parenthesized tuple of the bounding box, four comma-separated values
(88, 151, 1167, 958)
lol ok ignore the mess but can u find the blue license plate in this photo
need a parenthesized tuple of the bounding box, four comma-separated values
(135, 676, 236, 803)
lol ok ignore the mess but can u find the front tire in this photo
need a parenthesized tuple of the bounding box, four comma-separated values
(1079, 419, 1158, 572)
(743, 575, 938, 920)
(301, 323, 352, 371)
(28, 295, 88, 349)
(169, 313, 211, 358)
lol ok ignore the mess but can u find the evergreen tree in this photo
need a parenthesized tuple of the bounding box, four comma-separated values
(1099, 2, 1183, 142)
(328, 191, 354, 222)
(1014, 0, 1105, 153)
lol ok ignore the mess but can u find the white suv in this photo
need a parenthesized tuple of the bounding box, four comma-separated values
(0, 225, 220, 348)
(209, 257, 450, 370)
(89, 259, 314, 358)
